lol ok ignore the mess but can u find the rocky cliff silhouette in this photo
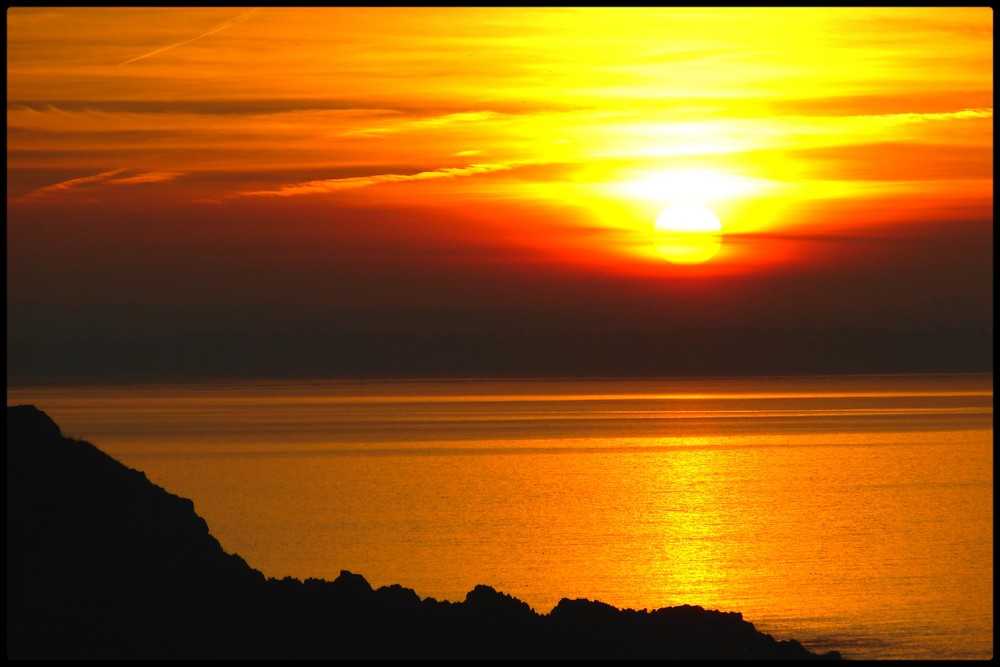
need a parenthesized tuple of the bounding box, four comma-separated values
(7, 405, 841, 660)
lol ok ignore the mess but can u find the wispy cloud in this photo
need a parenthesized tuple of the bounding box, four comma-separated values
(118, 8, 262, 66)
(338, 111, 501, 138)
(110, 171, 184, 185)
(239, 162, 519, 198)
(6, 10, 67, 27)
(867, 107, 992, 126)
(7, 99, 409, 116)
(12, 168, 127, 203)
(13, 168, 182, 204)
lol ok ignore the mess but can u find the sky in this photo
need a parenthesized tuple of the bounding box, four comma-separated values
(7, 7, 993, 382)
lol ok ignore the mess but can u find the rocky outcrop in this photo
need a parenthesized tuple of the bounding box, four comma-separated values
(6, 405, 841, 660)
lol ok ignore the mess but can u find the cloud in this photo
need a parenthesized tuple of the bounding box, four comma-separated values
(774, 91, 992, 118)
(239, 162, 520, 198)
(110, 171, 184, 185)
(778, 141, 993, 182)
(866, 107, 992, 126)
(338, 111, 501, 138)
(6, 9, 67, 26)
(7, 99, 410, 116)
(118, 8, 262, 66)
(12, 168, 182, 204)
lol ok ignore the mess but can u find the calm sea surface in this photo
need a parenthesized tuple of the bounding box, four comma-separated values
(7, 374, 993, 660)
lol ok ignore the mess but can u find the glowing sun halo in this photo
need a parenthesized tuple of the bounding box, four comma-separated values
(654, 202, 723, 264)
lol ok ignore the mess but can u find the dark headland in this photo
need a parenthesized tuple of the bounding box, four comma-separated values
(7, 404, 842, 660)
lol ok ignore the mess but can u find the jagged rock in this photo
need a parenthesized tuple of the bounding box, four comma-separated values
(330, 569, 374, 599)
(375, 582, 422, 608)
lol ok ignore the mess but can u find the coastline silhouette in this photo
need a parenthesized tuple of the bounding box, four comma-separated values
(7, 404, 842, 660)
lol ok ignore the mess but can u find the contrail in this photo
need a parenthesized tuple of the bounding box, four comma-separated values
(118, 8, 261, 66)
(239, 162, 520, 199)
(12, 168, 182, 204)
(13, 168, 129, 204)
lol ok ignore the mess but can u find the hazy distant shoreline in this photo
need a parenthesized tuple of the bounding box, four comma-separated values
(7, 324, 992, 386)
(6, 368, 993, 389)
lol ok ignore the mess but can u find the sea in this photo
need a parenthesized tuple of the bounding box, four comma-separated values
(6, 373, 993, 660)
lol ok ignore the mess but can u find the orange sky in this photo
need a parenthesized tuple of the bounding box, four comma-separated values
(6, 8, 993, 380)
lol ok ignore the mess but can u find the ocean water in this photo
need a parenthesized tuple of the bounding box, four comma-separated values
(6, 374, 993, 660)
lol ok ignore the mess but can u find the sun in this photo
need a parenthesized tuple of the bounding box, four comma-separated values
(653, 202, 723, 264)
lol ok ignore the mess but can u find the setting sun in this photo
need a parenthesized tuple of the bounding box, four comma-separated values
(653, 202, 723, 264)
